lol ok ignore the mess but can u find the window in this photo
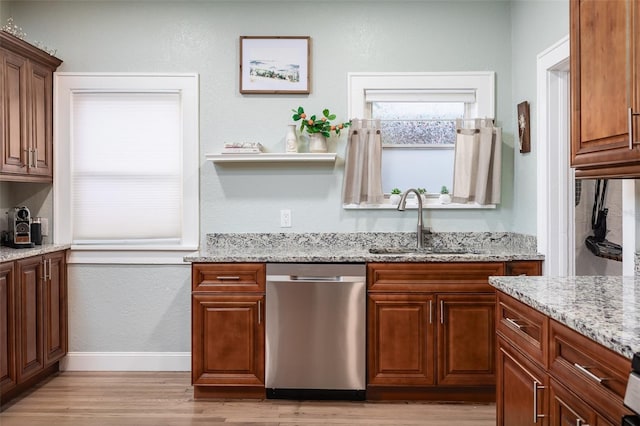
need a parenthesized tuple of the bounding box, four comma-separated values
(348, 72, 494, 200)
(54, 73, 199, 264)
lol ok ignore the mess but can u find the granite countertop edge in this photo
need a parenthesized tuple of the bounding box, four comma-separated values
(1, 244, 72, 262)
(184, 251, 544, 263)
(489, 276, 639, 360)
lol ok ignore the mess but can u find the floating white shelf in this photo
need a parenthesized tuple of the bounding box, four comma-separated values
(206, 153, 337, 163)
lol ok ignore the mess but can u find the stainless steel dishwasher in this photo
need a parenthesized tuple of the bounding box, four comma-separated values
(265, 263, 366, 400)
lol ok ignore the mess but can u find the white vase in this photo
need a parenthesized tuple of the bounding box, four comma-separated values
(439, 193, 451, 204)
(285, 124, 298, 153)
(309, 133, 328, 153)
(389, 194, 401, 205)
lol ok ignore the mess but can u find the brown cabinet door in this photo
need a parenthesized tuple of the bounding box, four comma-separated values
(550, 378, 596, 426)
(0, 262, 17, 394)
(497, 338, 549, 426)
(436, 294, 495, 386)
(15, 256, 44, 382)
(0, 48, 28, 175)
(26, 61, 53, 178)
(367, 293, 435, 386)
(43, 252, 67, 366)
(192, 294, 264, 387)
(571, 0, 640, 176)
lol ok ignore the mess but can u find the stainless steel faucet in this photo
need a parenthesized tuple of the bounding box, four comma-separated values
(397, 188, 431, 249)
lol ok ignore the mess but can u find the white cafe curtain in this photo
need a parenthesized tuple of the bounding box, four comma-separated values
(452, 119, 501, 205)
(342, 119, 384, 205)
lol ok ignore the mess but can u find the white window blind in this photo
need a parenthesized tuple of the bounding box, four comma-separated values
(71, 92, 182, 244)
(55, 73, 199, 262)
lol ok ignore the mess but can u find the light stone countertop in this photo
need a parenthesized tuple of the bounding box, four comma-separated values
(0, 244, 71, 263)
(184, 232, 543, 263)
(489, 275, 640, 360)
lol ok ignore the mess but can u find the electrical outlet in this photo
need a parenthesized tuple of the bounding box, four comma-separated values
(280, 209, 292, 228)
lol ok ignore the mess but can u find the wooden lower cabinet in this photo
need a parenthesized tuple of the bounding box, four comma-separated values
(1, 250, 67, 407)
(366, 261, 532, 402)
(0, 262, 17, 394)
(191, 263, 265, 399)
(497, 337, 549, 425)
(496, 290, 632, 425)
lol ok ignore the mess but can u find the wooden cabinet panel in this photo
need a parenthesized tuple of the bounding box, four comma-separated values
(0, 48, 28, 174)
(497, 338, 549, 426)
(571, 0, 640, 177)
(550, 378, 596, 426)
(497, 292, 549, 368)
(367, 293, 435, 386)
(192, 263, 265, 293)
(549, 319, 630, 423)
(192, 294, 264, 387)
(367, 262, 503, 293)
(27, 61, 53, 178)
(43, 252, 66, 365)
(0, 262, 16, 394)
(15, 256, 44, 382)
(437, 294, 495, 386)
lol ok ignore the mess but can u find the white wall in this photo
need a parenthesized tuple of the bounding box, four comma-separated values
(3, 0, 569, 361)
(510, 0, 569, 235)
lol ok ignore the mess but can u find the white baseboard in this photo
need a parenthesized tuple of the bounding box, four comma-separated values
(60, 352, 191, 372)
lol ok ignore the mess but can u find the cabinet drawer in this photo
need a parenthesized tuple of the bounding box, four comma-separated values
(505, 260, 542, 276)
(368, 262, 503, 293)
(496, 292, 548, 368)
(549, 319, 630, 423)
(192, 263, 265, 292)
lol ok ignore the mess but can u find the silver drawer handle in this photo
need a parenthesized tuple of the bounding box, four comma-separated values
(576, 419, 590, 426)
(573, 363, 608, 383)
(533, 380, 546, 423)
(216, 276, 240, 280)
(505, 317, 523, 329)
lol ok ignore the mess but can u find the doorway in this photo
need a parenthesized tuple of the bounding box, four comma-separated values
(537, 36, 624, 276)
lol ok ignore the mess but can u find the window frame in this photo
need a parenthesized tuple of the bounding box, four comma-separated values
(346, 71, 496, 210)
(54, 73, 200, 264)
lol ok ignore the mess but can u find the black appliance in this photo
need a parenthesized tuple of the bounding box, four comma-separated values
(2, 206, 34, 248)
(623, 353, 640, 425)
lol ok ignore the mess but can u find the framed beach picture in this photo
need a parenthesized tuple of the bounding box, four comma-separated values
(239, 36, 311, 94)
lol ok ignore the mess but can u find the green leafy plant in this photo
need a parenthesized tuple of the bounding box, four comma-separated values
(391, 188, 402, 195)
(417, 188, 427, 195)
(440, 186, 449, 194)
(292, 106, 351, 137)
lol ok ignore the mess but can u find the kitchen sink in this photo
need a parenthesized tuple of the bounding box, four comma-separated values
(368, 247, 477, 255)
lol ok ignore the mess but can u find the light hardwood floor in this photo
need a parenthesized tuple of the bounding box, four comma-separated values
(0, 372, 496, 425)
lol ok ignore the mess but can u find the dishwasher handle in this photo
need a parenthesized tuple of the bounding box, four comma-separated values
(290, 275, 341, 281)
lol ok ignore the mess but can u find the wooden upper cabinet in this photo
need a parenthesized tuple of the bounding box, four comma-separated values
(0, 32, 61, 182)
(571, 0, 640, 178)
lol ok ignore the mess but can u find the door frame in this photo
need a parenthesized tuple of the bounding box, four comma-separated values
(536, 36, 572, 276)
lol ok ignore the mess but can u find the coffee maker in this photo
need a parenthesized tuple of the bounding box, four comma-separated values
(3, 206, 34, 248)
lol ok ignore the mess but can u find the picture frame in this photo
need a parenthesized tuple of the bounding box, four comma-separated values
(517, 101, 530, 153)
(239, 36, 311, 94)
